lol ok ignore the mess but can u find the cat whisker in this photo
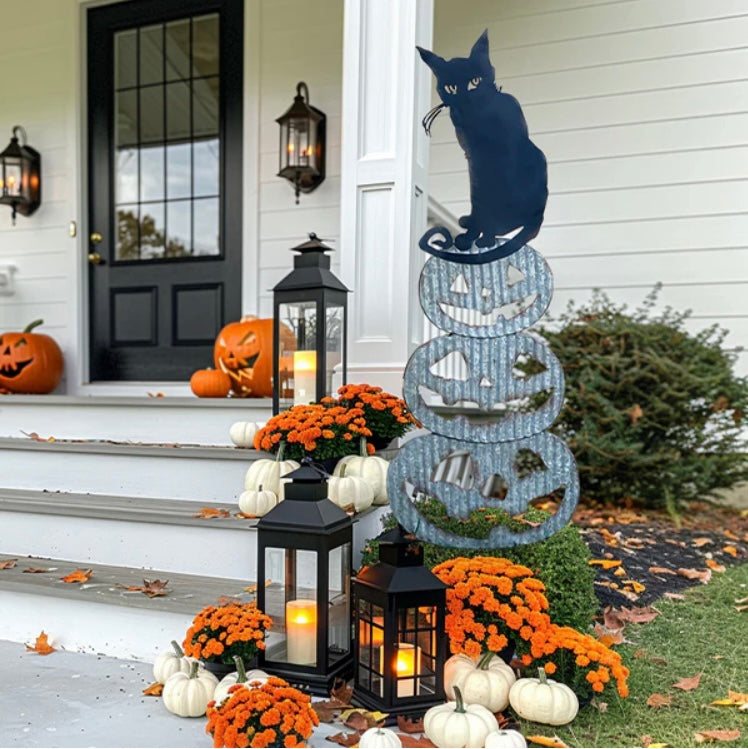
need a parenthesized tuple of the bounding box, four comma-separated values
(422, 103, 446, 136)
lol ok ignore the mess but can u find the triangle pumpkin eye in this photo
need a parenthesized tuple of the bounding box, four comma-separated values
(14, 337, 27, 347)
(450, 274, 469, 294)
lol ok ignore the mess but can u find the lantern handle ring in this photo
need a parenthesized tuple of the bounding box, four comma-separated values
(12, 125, 27, 145)
(295, 82, 310, 102)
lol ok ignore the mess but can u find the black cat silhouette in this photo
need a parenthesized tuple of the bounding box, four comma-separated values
(417, 30, 548, 263)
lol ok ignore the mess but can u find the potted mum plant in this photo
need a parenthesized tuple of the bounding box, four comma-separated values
(183, 601, 272, 678)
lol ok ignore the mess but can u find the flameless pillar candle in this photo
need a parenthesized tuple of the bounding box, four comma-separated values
(293, 350, 317, 405)
(381, 642, 421, 697)
(286, 598, 317, 665)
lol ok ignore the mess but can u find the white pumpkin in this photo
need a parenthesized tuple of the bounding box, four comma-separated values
(238, 485, 278, 517)
(445, 651, 516, 713)
(333, 438, 390, 504)
(229, 421, 264, 448)
(162, 661, 218, 718)
(244, 443, 300, 495)
(508, 668, 579, 726)
(424, 686, 499, 748)
(359, 726, 403, 748)
(484, 730, 527, 748)
(153, 640, 196, 684)
(213, 656, 269, 705)
(327, 465, 374, 513)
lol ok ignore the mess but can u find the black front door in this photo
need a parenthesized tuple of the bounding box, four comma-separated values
(87, 0, 242, 381)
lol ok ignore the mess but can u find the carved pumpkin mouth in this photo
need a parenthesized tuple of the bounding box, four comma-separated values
(241, 352, 259, 371)
(438, 293, 538, 325)
(417, 383, 550, 414)
(0, 358, 33, 378)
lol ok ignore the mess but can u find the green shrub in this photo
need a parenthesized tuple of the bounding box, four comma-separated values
(535, 287, 748, 509)
(361, 499, 598, 634)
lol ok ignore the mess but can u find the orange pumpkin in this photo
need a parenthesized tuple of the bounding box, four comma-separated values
(190, 368, 231, 398)
(0, 319, 64, 394)
(213, 316, 296, 398)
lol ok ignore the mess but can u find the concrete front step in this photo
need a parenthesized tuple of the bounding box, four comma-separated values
(0, 437, 262, 501)
(0, 488, 389, 581)
(0, 553, 253, 660)
(0, 394, 272, 445)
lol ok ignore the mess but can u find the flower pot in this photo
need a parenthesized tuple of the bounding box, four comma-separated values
(202, 658, 257, 679)
(497, 640, 515, 664)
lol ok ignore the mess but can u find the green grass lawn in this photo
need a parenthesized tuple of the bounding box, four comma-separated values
(518, 562, 748, 748)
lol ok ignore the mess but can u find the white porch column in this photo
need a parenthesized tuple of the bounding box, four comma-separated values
(339, 0, 434, 394)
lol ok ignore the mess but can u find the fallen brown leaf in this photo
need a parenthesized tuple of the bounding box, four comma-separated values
(630, 404, 644, 424)
(589, 559, 622, 569)
(664, 592, 686, 601)
(0, 558, 18, 569)
(397, 715, 424, 734)
(193, 507, 231, 518)
(694, 729, 741, 743)
(142, 579, 169, 597)
(646, 693, 672, 708)
(673, 673, 701, 691)
(722, 545, 739, 558)
(648, 566, 677, 576)
(217, 595, 244, 606)
(61, 568, 92, 583)
(651, 657, 668, 667)
(706, 559, 726, 573)
(142, 681, 164, 696)
(397, 735, 437, 749)
(624, 580, 646, 594)
(692, 537, 713, 548)
(724, 529, 740, 541)
(615, 605, 660, 624)
(22, 567, 47, 573)
(613, 566, 628, 577)
(331, 677, 353, 706)
(602, 606, 625, 630)
(25, 631, 55, 655)
(525, 735, 568, 748)
(340, 709, 387, 731)
(677, 567, 712, 584)
(325, 731, 360, 747)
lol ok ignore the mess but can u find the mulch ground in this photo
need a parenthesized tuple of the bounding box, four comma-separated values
(572, 502, 748, 610)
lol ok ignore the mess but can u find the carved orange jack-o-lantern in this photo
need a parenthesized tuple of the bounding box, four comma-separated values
(0, 319, 64, 394)
(213, 316, 296, 398)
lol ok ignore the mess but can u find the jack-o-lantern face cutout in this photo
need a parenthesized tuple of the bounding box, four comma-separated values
(387, 432, 579, 549)
(0, 320, 64, 394)
(404, 332, 564, 443)
(419, 246, 552, 338)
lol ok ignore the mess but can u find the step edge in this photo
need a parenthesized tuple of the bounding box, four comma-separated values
(0, 394, 273, 409)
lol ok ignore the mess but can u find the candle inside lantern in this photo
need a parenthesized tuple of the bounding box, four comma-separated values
(293, 350, 317, 405)
(359, 616, 385, 648)
(285, 598, 317, 665)
(380, 642, 421, 697)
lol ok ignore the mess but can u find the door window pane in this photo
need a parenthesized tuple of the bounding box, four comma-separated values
(166, 81, 191, 141)
(167, 200, 191, 257)
(117, 205, 140, 261)
(140, 85, 164, 143)
(140, 203, 165, 259)
(140, 145, 165, 202)
(192, 14, 219, 77)
(193, 139, 219, 197)
(139, 24, 163, 85)
(115, 90, 138, 147)
(193, 77, 219, 137)
(165, 19, 190, 81)
(193, 198, 219, 256)
(115, 30, 137, 89)
(167, 143, 191, 200)
(116, 148, 138, 204)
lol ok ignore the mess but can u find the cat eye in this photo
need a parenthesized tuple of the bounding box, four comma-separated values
(467, 76, 481, 91)
(444, 84, 458, 95)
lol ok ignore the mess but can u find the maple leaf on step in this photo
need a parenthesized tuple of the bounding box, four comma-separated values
(142, 579, 169, 597)
(646, 693, 672, 708)
(325, 731, 360, 747)
(694, 729, 741, 743)
(673, 673, 701, 691)
(22, 567, 47, 573)
(0, 558, 18, 569)
(142, 681, 164, 696)
(61, 568, 92, 583)
(193, 507, 231, 518)
(26, 631, 55, 655)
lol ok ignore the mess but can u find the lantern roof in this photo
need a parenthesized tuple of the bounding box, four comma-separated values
(275, 82, 324, 126)
(273, 233, 349, 294)
(0, 134, 24, 161)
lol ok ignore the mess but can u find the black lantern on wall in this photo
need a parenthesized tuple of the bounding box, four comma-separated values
(272, 233, 349, 415)
(277, 82, 326, 203)
(352, 526, 447, 716)
(0, 126, 41, 224)
(257, 463, 353, 694)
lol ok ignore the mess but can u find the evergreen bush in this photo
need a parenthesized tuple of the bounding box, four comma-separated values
(536, 287, 748, 510)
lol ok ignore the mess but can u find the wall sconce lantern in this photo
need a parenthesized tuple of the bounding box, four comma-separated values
(352, 526, 447, 716)
(257, 462, 354, 694)
(276, 82, 326, 204)
(0, 126, 41, 224)
(272, 233, 349, 415)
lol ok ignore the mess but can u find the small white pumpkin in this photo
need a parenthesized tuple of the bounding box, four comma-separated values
(162, 661, 218, 718)
(333, 437, 390, 504)
(424, 686, 499, 748)
(152, 640, 196, 684)
(238, 485, 278, 517)
(244, 443, 300, 495)
(445, 651, 516, 713)
(359, 726, 403, 748)
(213, 656, 269, 705)
(327, 465, 374, 513)
(508, 668, 579, 726)
(229, 421, 264, 448)
(484, 730, 527, 748)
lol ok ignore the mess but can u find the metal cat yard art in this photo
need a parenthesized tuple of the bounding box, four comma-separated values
(386, 31, 578, 549)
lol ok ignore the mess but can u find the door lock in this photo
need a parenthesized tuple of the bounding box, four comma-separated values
(88, 252, 104, 265)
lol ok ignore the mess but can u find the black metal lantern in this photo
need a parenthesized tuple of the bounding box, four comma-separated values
(352, 526, 447, 716)
(277, 82, 326, 203)
(272, 233, 349, 415)
(0, 126, 41, 224)
(257, 462, 353, 694)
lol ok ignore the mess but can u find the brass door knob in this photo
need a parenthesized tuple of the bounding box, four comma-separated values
(88, 252, 103, 265)
(90, 232, 103, 244)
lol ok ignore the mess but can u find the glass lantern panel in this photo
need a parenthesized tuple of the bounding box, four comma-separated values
(287, 119, 310, 170)
(264, 547, 318, 666)
(278, 300, 318, 411)
(324, 303, 344, 398)
(1, 160, 22, 198)
(393, 604, 437, 698)
(357, 600, 385, 696)
(328, 542, 351, 665)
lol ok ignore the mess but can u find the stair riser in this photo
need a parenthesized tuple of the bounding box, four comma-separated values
(0, 399, 271, 445)
(0, 511, 254, 580)
(0, 449, 249, 501)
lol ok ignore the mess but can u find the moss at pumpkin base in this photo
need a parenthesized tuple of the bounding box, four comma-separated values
(361, 499, 597, 634)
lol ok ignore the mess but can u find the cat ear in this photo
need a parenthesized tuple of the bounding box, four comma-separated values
(417, 45, 445, 74)
(469, 29, 490, 63)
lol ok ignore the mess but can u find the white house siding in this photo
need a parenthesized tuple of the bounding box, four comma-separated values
(429, 0, 748, 374)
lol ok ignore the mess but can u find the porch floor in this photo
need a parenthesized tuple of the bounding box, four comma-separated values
(0, 639, 339, 748)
